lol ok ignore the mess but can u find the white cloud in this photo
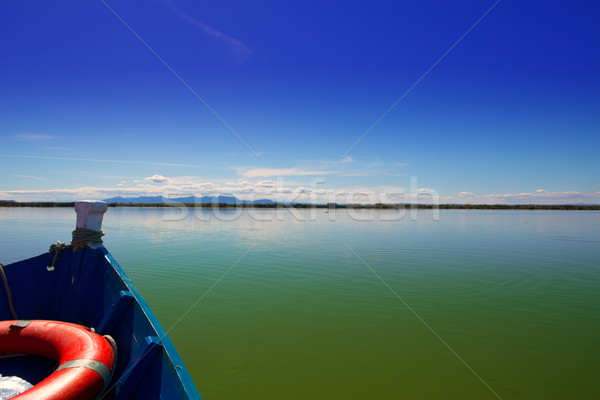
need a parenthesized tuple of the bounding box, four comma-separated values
(0, 180, 404, 204)
(145, 175, 173, 184)
(341, 156, 354, 163)
(226, 180, 253, 186)
(257, 180, 276, 188)
(2, 174, 599, 206)
(456, 190, 600, 204)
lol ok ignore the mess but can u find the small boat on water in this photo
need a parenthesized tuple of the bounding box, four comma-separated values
(0, 201, 202, 399)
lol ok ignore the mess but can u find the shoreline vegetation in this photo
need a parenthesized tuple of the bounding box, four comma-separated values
(1, 201, 599, 210)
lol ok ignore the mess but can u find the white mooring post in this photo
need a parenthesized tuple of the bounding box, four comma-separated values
(74, 201, 108, 249)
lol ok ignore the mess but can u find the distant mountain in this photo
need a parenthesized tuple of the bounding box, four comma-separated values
(0, 200, 16, 202)
(103, 195, 275, 205)
(103, 196, 163, 204)
(251, 198, 277, 205)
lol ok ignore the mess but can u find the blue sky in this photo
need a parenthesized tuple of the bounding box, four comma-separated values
(1, 0, 599, 204)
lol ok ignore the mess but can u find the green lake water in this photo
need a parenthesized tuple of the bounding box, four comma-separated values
(1, 207, 599, 399)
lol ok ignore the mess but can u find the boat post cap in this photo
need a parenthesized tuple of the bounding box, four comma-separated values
(75, 200, 108, 212)
(75, 201, 108, 231)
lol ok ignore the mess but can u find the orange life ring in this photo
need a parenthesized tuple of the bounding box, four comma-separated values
(0, 320, 116, 400)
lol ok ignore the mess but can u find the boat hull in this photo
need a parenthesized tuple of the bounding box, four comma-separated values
(0, 245, 201, 399)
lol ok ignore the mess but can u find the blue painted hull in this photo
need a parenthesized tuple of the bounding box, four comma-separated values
(0, 245, 201, 399)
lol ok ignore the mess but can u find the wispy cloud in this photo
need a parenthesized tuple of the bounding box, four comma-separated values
(13, 134, 57, 141)
(237, 157, 407, 180)
(13, 174, 52, 182)
(239, 168, 333, 178)
(315, 156, 407, 177)
(99, 0, 259, 158)
(162, 1, 251, 63)
(44, 146, 76, 151)
(0, 154, 201, 168)
(339, 172, 406, 177)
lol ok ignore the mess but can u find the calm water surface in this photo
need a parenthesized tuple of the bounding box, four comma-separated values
(1, 207, 599, 399)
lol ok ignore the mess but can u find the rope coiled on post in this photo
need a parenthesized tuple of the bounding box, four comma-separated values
(71, 228, 105, 247)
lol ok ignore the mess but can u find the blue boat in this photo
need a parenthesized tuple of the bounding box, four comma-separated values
(0, 201, 202, 399)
